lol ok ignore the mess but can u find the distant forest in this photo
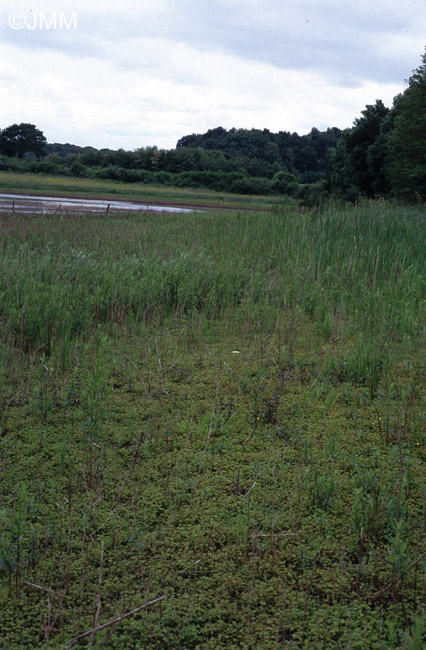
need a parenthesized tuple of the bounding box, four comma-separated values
(1, 125, 341, 199)
(1, 48, 426, 202)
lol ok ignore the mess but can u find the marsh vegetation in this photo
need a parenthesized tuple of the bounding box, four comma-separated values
(1, 200, 426, 648)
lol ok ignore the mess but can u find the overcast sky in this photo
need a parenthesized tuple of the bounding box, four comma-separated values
(0, 0, 425, 150)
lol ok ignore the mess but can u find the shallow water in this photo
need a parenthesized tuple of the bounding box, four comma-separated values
(0, 193, 197, 214)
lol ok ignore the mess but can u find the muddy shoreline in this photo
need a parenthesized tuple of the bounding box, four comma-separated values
(0, 189, 264, 212)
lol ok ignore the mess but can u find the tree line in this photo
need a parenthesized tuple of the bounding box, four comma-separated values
(1, 48, 425, 201)
(327, 57, 425, 201)
(0, 123, 341, 197)
(327, 49, 426, 201)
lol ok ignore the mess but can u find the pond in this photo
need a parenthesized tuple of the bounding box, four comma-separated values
(0, 193, 198, 214)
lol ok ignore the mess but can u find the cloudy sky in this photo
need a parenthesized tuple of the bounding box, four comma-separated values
(0, 0, 425, 150)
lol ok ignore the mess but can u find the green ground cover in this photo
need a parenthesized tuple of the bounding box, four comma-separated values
(0, 200, 426, 648)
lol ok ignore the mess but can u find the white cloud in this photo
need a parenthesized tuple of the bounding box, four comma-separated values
(0, 0, 423, 149)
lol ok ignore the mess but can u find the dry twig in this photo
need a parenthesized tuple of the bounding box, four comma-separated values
(65, 595, 166, 649)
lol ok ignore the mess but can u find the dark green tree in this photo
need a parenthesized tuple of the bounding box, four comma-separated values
(387, 49, 426, 199)
(328, 100, 390, 197)
(0, 123, 46, 159)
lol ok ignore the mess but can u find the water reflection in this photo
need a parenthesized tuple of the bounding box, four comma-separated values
(0, 193, 197, 214)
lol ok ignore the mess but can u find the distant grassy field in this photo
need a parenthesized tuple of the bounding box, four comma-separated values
(1, 201, 426, 648)
(0, 171, 283, 209)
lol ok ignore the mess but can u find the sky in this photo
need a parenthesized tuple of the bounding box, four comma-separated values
(0, 0, 425, 150)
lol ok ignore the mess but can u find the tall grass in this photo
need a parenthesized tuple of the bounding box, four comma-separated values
(2, 201, 426, 366)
